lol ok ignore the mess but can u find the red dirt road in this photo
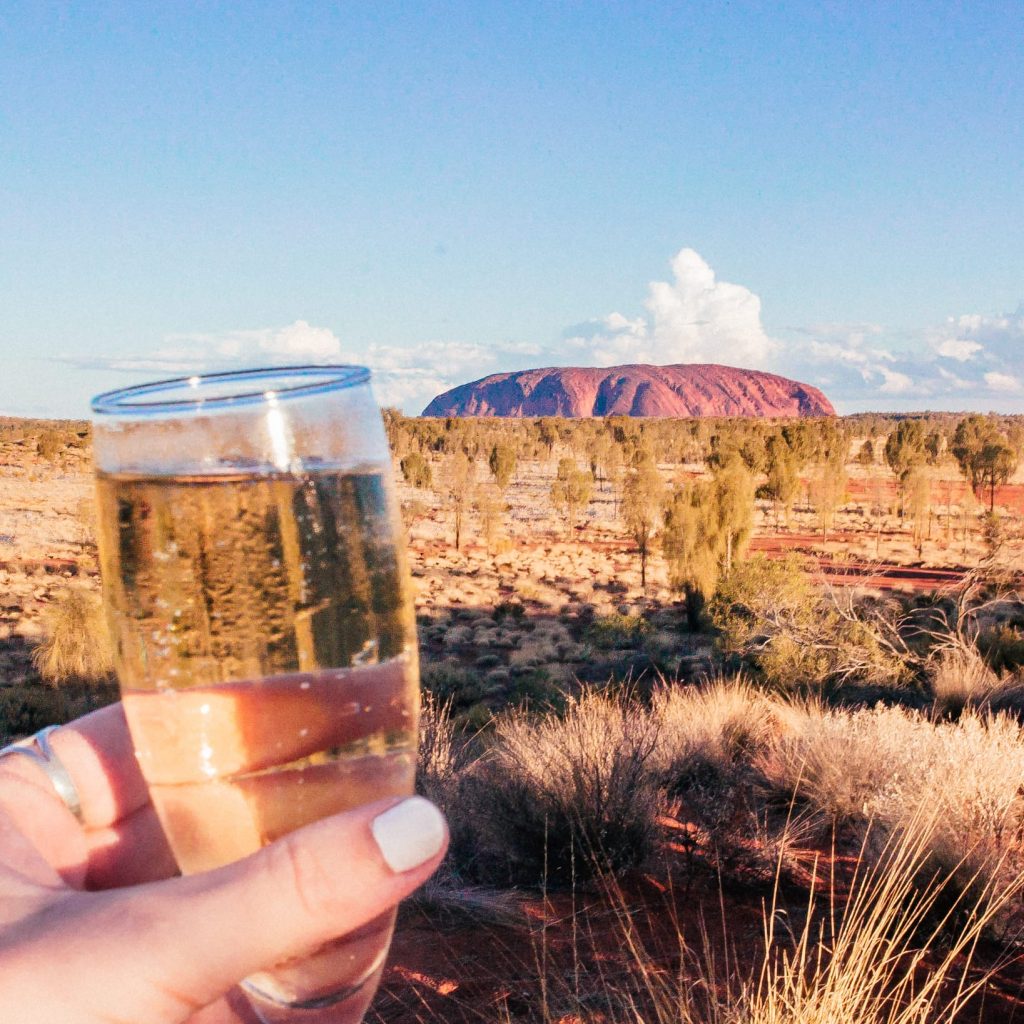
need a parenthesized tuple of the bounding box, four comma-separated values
(749, 534, 969, 593)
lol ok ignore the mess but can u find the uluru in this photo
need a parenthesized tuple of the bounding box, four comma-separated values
(422, 363, 835, 418)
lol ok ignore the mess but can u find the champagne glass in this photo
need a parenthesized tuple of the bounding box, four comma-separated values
(91, 366, 419, 1023)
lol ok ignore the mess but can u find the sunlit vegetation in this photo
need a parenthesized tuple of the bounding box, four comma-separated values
(6, 410, 1024, 1020)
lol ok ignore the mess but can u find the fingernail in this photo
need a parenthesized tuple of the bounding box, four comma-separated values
(371, 796, 447, 873)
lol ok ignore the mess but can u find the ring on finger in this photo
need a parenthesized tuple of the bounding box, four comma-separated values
(0, 725, 85, 824)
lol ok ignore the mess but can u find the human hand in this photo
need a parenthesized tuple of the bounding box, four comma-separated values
(0, 704, 447, 1024)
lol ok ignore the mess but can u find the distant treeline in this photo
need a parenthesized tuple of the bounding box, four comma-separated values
(384, 409, 1024, 470)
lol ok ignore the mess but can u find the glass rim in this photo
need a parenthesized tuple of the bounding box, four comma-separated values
(90, 364, 371, 416)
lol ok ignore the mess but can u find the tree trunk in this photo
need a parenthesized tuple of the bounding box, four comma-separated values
(684, 584, 704, 632)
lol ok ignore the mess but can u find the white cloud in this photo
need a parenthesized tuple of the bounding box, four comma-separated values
(936, 338, 983, 362)
(363, 339, 545, 410)
(60, 256, 1024, 416)
(564, 248, 776, 368)
(984, 371, 1021, 393)
(164, 319, 343, 363)
(564, 250, 1024, 412)
(64, 322, 535, 413)
(878, 368, 915, 394)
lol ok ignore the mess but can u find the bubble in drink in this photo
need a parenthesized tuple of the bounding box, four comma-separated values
(96, 466, 418, 1018)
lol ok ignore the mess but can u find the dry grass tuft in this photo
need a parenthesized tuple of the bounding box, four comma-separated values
(474, 813, 1021, 1024)
(650, 676, 775, 784)
(465, 691, 662, 886)
(928, 644, 1020, 715)
(32, 586, 113, 685)
(734, 811, 1022, 1024)
(759, 702, 1024, 936)
(417, 690, 459, 806)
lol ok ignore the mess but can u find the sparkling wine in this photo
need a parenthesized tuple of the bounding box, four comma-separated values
(96, 466, 418, 1019)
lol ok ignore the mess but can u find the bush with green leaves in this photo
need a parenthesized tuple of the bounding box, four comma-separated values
(421, 662, 486, 708)
(711, 556, 912, 691)
(586, 612, 651, 650)
(399, 451, 432, 489)
(487, 444, 517, 491)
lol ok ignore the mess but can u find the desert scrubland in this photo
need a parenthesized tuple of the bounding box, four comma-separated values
(4, 411, 1024, 1022)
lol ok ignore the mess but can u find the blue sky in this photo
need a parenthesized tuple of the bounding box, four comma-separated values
(1, 2, 1022, 417)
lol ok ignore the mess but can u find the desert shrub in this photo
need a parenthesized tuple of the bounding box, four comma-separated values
(978, 624, 1024, 674)
(759, 702, 1024, 936)
(493, 601, 526, 624)
(32, 587, 114, 686)
(444, 623, 474, 646)
(399, 452, 432, 489)
(648, 678, 783, 881)
(456, 702, 493, 732)
(928, 645, 1003, 715)
(510, 668, 565, 709)
(650, 677, 774, 788)
(420, 662, 484, 707)
(464, 692, 662, 885)
(35, 428, 64, 464)
(713, 556, 912, 692)
(587, 613, 651, 650)
(509, 637, 560, 668)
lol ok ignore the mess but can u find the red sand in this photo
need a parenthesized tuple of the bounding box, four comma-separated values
(374, 827, 1024, 1023)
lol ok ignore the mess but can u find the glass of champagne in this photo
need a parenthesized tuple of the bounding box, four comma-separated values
(91, 366, 419, 1023)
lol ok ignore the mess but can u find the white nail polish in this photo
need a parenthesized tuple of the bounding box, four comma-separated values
(371, 796, 446, 873)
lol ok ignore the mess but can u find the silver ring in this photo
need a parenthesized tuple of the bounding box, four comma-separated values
(0, 725, 85, 824)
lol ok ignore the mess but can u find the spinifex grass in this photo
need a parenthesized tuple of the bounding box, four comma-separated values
(735, 812, 1020, 1024)
(476, 809, 1024, 1024)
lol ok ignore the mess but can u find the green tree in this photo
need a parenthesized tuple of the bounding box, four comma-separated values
(662, 482, 722, 629)
(399, 452, 432, 489)
(550, 459, 594, 539)
(488, 444, 517, 491)
(764, 434, 800, 527)
(951, 415, 1020, 513)
(924, 430, 945, 464)
(712, 457, 756, 571)
(621, 456, 664, 589)
(809, 454, 848, 539)
(441, 450, 475, 551)
(780, 422, 816, 467)
(884, 421, 927, 516)
(856, 439, 875, 466)
(475, 483, 506, 555)
(536, 418, 559, 460)
(906, 465, 932, 559)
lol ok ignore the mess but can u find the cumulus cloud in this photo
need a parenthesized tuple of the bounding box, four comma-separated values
(564, 248, 776, 368)
(985, 371, 1021, 393)
(936, 338, 983, 362)
(61, 254, 1024, 416)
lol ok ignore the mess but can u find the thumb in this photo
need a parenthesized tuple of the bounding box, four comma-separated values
(89, 796, 447, 1021)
